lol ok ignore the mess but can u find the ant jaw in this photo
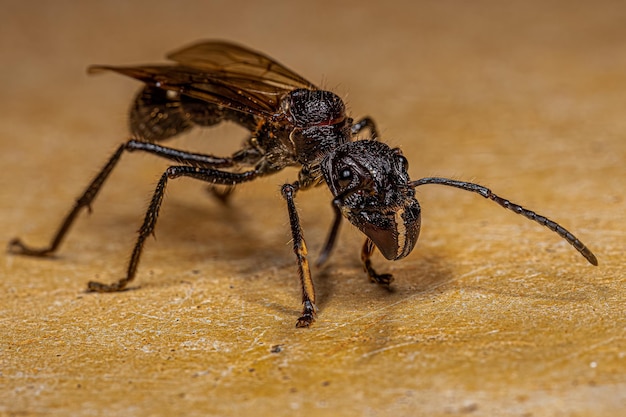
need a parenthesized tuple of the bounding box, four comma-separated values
(321, 140, 423, 261)
(347, 199, 421, 261)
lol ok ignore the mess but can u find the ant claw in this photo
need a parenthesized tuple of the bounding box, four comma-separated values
(370, 273, 394, 287)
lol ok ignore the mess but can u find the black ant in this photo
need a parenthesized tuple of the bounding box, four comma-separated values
(9, 41, 597, 327)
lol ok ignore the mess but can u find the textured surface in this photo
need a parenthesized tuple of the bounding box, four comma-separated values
(1, 1, 624, 416)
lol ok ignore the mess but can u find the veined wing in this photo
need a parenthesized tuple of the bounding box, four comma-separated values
(88, 41, 317, 117)
(166, 40, 317, 90)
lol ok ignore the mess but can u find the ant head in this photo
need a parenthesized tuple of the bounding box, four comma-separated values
(321, 140, 421, 260)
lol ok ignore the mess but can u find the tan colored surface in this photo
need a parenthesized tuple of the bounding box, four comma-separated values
(1, 1, 624, 416)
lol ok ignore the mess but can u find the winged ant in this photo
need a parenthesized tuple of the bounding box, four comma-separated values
(9, 41, 598, 327)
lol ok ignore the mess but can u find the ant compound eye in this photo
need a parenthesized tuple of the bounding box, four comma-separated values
(340, 168, 352, 180)
(337, 168, 353, 188)
(391, 148, 409, 171)
(400, 155, 409, 170)
(397, 155, 409, 171)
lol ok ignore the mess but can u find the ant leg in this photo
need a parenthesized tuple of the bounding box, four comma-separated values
(316, 198, 342, 268)
(8, 140, 259, 257)
(361, 238, 394, 286)
(281, 183, 317, 328)
(411, 177, 598, 265)
(9, 144, 127, 257)
(128, 140, 263, 205)
(127, 139, 251, 205)
(352, 117, 379, 140)
(123, 139, 238, 167)
(88, 166, 260, 292)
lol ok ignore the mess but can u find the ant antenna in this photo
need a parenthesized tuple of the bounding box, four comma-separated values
(411, 177, 598, 265)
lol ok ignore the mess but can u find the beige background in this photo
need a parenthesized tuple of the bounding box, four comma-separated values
(1, 1, 624, 416)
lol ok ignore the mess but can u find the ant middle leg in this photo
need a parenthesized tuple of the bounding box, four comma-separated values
(351, 117, 379, 140)
(88, 166, 260, 292)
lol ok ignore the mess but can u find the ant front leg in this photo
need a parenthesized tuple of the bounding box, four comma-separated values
(361, 238, 394, 287)
(281, 182, 317, 328)
(88, 166, 259, 292)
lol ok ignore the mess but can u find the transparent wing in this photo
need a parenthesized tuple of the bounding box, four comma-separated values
(89, 40, 317, 117)
(167, 40, 317, 90)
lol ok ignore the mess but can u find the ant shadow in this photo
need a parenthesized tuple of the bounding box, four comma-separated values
(252, 242, 457, 325)
(314, 248, 456, 310)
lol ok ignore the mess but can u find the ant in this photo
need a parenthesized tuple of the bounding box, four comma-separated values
(9, 41, 598, 327)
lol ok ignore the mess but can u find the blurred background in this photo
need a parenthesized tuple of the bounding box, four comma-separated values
(1, 1, 624, 416)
